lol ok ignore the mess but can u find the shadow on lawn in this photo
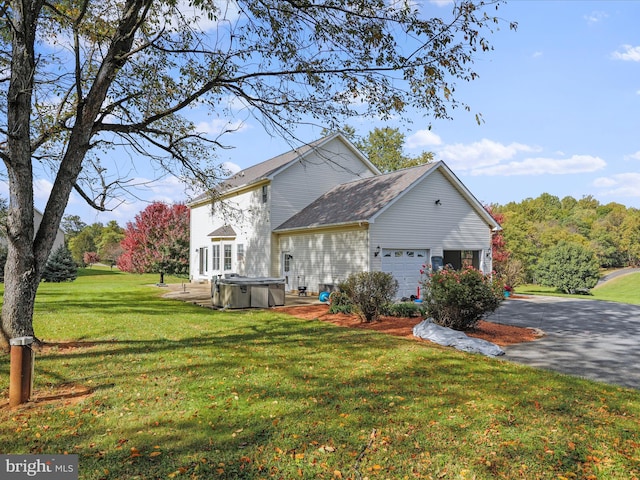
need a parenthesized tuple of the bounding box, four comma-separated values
(5, 294, 639, 478)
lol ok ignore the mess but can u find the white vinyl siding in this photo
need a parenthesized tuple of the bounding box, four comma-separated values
(270, 140, 376, 229)
(370, 169, 492, 274)
(278, 227, 368, 293)
(189, 185, 271, 280)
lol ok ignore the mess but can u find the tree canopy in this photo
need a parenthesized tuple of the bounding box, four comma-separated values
(355, 127, 434, 173)
(118, 202, 189, 282)
(0, 0, 513, 349)
(492, 194, 640, 283)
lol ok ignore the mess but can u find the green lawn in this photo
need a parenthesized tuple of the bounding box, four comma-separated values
(1, 268, 639, 479)
(517, 270, 640, 305)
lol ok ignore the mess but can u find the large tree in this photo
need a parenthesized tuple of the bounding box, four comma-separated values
(117, 202, 189, 283)
(356, 127, 434, 173)
(0, 0, 514, 349)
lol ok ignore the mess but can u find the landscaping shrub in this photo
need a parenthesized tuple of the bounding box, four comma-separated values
(328, 291, 353, 314)
(535, 241, 600, 294)
(383, 301, 425, 318)
(340, 271, 398, 322)
(422, 266, 504, 331)
(42, 245, 78, 283)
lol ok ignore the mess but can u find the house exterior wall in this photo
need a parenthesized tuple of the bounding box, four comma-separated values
(1, 210, 65, 255)
(189, 185, 272, 281)
(370, 169, 493, 273)
(33, 210, 65, 253)
(270, 140, 376, 229)
(277, 226, 368, 293)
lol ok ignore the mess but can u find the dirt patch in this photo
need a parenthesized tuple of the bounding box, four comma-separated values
(1, 342, 95, 411)
(276, 304, 543, 346)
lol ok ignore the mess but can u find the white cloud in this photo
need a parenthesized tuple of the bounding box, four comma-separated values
(584, 11, 608, 25)
(429, 0, 452, 6)
(406, 129, 442, 148)
(34, 179, 54, 205)
(612, 45, 640, 62)
(436, 139, 538, 170)
(222, 161, 241, 175)
(532, 51, 543, 58)
(593, 173, 640, 198)
(196, 119, 247, 137)
(625, 151, 640, 161)
(471, 155, 606, 176)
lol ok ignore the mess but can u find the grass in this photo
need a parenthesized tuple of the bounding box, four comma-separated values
(517, 271, 640, 305)
(1, 267, 639, 479)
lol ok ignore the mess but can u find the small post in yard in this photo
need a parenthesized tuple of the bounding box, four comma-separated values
(9, 336, 34, 407)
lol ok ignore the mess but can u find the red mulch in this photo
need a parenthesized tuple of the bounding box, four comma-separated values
(276, 304, 543, 346)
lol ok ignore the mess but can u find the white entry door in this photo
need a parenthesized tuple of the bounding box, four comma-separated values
(381, 249, 429, 299)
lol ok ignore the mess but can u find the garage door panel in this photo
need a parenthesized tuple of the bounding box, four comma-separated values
(381, 249, 428, 299)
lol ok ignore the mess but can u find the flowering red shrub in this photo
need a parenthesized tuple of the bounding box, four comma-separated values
(421, 266, 504, 331)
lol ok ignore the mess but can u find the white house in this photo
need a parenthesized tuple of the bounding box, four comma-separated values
(188, 133, 500, 299)
(0, 208, 65, 254)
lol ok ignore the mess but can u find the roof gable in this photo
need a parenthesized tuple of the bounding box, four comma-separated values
(189, 133, 378, 205)
(274, 161, 500, 232)
(207, 225, 237, 239)
(274, 163, 436, 231)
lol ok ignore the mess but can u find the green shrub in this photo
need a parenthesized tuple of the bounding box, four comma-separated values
(422, 266, 503, 331)
(328, 291, 353, 314)
(383, 302, 425, 318)
(535, 242, 600, 294)
(340, 271, 398, 322)
(42, 245, 78, 283)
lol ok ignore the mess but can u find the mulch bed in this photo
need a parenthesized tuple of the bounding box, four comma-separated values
(276, 304, 543, 346)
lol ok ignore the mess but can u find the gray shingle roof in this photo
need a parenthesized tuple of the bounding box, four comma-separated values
(189, 136, 333, 204)
(207, 225, 237, 238)
(274, 162, 437, 231)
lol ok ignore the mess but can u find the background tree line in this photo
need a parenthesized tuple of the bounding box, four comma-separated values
(491, 193, 640, 286)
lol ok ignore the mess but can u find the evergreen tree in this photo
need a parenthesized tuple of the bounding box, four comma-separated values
(42, 245, 78, 283)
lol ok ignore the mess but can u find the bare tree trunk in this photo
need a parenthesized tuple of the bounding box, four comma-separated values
(1, 0, 45, 351)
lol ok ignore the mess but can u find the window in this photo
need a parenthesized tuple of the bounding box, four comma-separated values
(224, 245, 232, 270)
(198, 247, 208, 275)
(212, 245, 220, 271)
(237, 244, 245, 263)
(262, 185, 268, 203)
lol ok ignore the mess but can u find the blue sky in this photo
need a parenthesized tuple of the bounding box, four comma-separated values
(20, 0, 640, 226)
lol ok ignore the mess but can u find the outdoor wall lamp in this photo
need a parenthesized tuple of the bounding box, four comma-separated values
(435, 199, 442, 205)
(374, 245, 381, 257)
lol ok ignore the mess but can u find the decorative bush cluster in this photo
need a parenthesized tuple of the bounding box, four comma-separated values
(535, 242, 600, 294)
(382, 302, 425, 318)
(422, 266, 504, 331)
(340, 271, 398, 322)
(327, 291, 353, 314)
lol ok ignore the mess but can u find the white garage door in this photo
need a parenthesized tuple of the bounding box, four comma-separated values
(381, 249, 429, 299)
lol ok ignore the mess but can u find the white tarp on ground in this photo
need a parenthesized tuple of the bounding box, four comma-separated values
(413, 320, 505, 357)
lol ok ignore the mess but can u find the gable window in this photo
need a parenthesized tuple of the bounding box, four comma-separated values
(198, 247, 208, 275)
(224, 245, 232, 270)
(262, 185, 268, 203)
(212, 244, 220, 271)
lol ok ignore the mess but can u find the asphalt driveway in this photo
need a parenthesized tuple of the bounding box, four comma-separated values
(488, 296, 640, 390)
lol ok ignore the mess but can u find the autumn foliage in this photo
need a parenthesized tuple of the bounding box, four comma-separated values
(117, 202, 190, 279)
